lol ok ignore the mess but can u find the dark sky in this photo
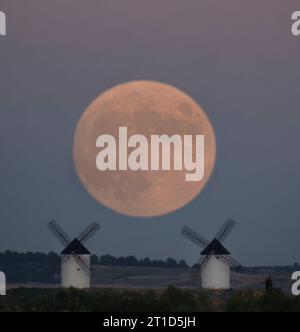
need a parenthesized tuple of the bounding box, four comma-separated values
(0, 0, 299, 266)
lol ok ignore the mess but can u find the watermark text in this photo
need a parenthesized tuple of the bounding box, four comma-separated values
(96, 127, 205, 182)
(292, 11, 300, 36)
(0, 271, 6, 295)
(0, 11, 6, 36)
(292, 271, 300, 296)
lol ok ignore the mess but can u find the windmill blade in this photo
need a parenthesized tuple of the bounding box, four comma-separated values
(62, 255, 70, 263)
(47, 220, 71, 247)
(214, 219, 236, 243)
(74, 255, 90, 278)
(62, 255, 90, 269)
(199, 255, 209, 271)
(191, 256, 209, 282)
(76, 256, 90, 277)
(218, 255, 241, 268)
(192, 256, 209, 272)
(181, 226, 209, 249)
(80, 255, 90, 268)
(77, 222, 100, 244)
(227, 256, 242, 268)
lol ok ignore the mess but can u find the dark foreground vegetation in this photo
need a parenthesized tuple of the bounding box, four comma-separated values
(0, 286, 300, 312)
(226, 288, 300, 312)
(0, 286, 211, 312)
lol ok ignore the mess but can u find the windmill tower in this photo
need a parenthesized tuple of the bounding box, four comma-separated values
(181, 219, 241, 290)
(48, 220, 100, 289)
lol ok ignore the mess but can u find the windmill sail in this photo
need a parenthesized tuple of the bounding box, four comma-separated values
(198, 255, 209, 271)
(218, 255, 241, 268)
(77, 222, 100, 244)
(74, 255, 90, 277)
(181, 226, 209, 248)
(48, 220, 71, 247)
(214, 219, 236, 243)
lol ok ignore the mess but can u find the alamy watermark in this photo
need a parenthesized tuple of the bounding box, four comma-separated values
(292, 271, 300, 296)
(96, 127, 205, 182)
(0, 271, 5, 295)
(0, 11, 6, 36)
(292, 11, 300, 36)
(1, 10, 300, 37)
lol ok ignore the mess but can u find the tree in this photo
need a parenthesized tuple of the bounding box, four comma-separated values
(179, 260, 188, 268)
(139, 257, 150, 266)
(293, 262, 300, 270)
(99, 254, 116, 266)
(265, 275, 273, 291)
(91, 255, 99, 265)
(166, 258, 178, 267)
(125, 256, 139, 266)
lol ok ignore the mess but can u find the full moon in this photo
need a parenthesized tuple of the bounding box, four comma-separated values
(73, 81, 216, 217)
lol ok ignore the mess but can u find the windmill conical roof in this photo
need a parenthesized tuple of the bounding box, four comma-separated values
(61, 238, 90, 255)
(201, 239, 230, 255)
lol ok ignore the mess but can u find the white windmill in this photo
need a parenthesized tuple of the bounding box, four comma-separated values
(181, 219, 241, 290)
(48, 220, 100, 289)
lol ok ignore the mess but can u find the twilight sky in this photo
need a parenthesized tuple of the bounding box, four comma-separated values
(0, 0, 299, 266)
